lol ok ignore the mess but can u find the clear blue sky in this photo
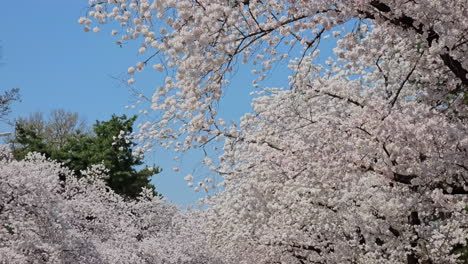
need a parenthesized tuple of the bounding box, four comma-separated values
(1, 0, 340, 206)
(0, 0, 255, 207)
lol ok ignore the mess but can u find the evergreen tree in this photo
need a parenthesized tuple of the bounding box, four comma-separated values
(12, 113, 160, 199)
(65, 114, 160, 199)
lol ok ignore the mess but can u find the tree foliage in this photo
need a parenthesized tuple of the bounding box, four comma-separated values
(3, 0, 468, 263)
(12, 110, 87, 159)
(12, 112, 160, 199)
(79, 0, 468, 262)
(0, 151, 217, 263)
(0, 88, 20, 124)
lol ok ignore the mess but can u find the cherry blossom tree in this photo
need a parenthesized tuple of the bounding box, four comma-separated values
(203, 74, 468, 263)
(18, 0, 467, 263)
(0, 149, 222, 263)
(80, 0, 468, 149)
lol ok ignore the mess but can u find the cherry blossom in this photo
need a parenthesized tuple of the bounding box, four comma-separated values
(0, 149, 221, 263)
(10, 0, 467, 262)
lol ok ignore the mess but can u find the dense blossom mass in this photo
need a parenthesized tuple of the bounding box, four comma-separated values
(1, 0, 467, 263)
(0, 150, 220, 263)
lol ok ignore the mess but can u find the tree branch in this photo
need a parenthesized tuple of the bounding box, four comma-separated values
(366, 1, 468, 88)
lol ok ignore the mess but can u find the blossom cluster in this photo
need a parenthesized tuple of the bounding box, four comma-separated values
(8, 0, 466, 263)
(0, 150, 220, 263)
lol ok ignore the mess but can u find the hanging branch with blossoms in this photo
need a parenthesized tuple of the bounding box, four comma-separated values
(44, 0, 468, 262)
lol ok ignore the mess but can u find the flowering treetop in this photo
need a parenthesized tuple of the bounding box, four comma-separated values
(80, 0, 468, 152)
(0, 149, 222, 263)
(71, 0, 468, 262)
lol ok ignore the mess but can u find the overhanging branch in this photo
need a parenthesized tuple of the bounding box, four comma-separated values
(365, 1, 468, 88)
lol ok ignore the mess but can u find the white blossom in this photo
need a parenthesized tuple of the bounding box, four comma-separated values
(74, 0, 468, 262)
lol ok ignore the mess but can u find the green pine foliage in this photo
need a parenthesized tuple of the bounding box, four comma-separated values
(12, 114, 161, 199)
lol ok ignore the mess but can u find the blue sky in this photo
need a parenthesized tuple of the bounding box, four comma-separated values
(0, 0, 256, 206)
(1, 0, 342, 206)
